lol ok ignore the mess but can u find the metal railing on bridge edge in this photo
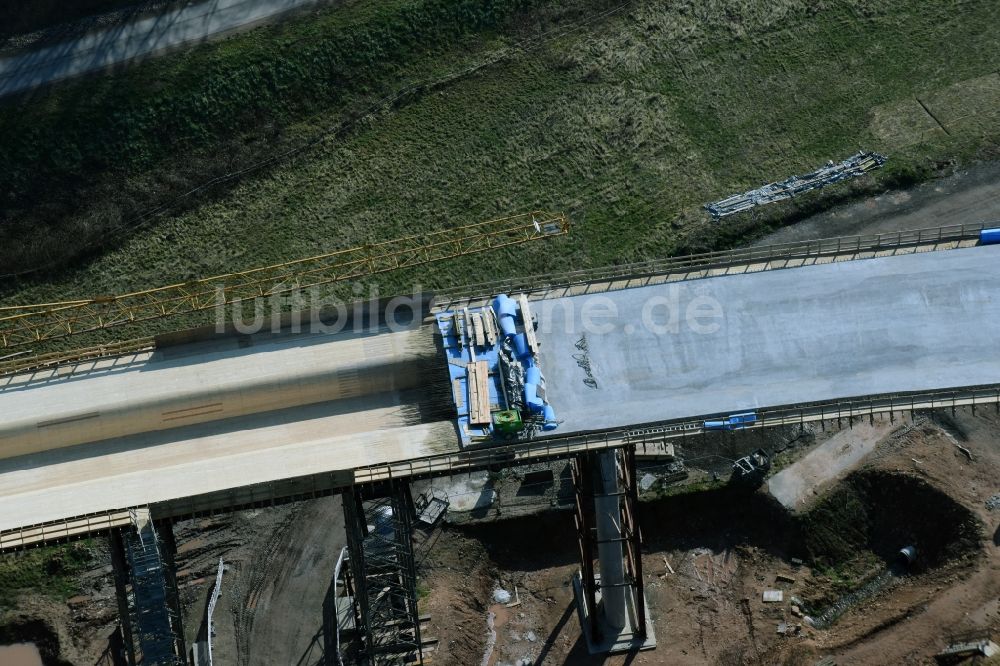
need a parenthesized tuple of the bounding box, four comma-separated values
(351, 381, 1000, 483)
(432, 221, 992, 311)
(4, 381, 1000, 551)
(1, 222, 990, 379)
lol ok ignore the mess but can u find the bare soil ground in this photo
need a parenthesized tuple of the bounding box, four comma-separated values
(416, 407, 999, 665)
(171, 495, 345, 666)
(825, 410, 1000, 664)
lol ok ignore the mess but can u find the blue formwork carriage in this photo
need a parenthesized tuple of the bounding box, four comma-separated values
(980, 228, 1000, 245)
(436, 293, 559, 446)
(703, 411, 758, 431)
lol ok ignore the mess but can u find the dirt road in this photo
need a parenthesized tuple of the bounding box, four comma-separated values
(173, 496, 345, 666)
(242, 496, 346, 665)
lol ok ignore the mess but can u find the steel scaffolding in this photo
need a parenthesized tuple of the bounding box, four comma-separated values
(343, 481, 424, 665)
(704, 151, 887, 218)
(572, 446, 647, 648)
(572, 450, 600, 640)
(115, 508, 187, 666)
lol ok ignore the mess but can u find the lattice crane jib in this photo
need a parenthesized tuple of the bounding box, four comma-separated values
(0, 211, 569, 350)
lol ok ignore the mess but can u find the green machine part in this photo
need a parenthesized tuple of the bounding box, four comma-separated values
(492, 409, 523, 435)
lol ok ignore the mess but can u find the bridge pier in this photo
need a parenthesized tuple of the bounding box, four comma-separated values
(109, 508, 187, 666)
(342, 480, 427, 665)
(572, 445, 655, 654)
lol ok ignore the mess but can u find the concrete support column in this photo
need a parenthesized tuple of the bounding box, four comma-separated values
(595, 449, 626, 631)
(572, 447, 656, 654)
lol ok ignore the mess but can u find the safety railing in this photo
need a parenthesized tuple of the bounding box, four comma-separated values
(5, 382, 1000, 550)
(352, 382, 1000, 483)
(433, 222, 990, 310)
(207, 558, 224, 666)
(0, 508, 133, 551)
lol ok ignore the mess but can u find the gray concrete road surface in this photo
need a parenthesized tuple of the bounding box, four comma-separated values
(0, 0, 323, 96)
(536, 244, 1000, 436)
(0, 324, 455, 532)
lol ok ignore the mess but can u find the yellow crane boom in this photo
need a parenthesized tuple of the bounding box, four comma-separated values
(0, 211, 568, 351)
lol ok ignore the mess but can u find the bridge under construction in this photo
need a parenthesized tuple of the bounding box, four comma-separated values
(1, 220, 999, 664)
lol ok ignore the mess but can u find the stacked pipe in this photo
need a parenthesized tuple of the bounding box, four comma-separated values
(492, 294, 558, 431)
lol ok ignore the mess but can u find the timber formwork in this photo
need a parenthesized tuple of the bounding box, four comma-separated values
(572, 447, 646, 644)
(343, 481, 424, 666)
(115, 509, 186, 666)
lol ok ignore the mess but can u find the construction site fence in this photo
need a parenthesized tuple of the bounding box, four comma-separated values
(206, 558, 224, 666)
(432, 221, 990, 310)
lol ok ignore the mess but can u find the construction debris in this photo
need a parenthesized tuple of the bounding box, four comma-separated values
(415, 489, 450, 526)
(936, 633, 999, 661)
(776, 621, 802, 636)
(704, 151, 887, 219)
(731, 449, 771, 486)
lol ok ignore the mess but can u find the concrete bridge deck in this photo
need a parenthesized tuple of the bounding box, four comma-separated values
(0, 234, 997, 545)
(0, 325, 455, 533)
(536, 243, 1000, 435)
(1, 325, 431, 459)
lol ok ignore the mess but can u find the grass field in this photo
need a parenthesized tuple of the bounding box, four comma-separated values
(0, 543, 94, 609)
(0, 0, 540, 273)
(2, 0, 999, 349)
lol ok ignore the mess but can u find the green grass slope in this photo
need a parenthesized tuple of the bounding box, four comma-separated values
(2, 0, 999, 348)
